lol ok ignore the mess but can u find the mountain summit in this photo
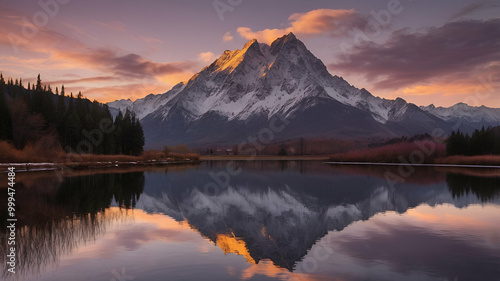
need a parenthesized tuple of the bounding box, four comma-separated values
(108, 34, 500, 148)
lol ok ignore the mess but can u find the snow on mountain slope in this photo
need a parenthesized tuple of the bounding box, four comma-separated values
(109, 33, 417, 124)
(421, 103, 500, 123)
(159, 34, 329, 121)
(108, 98, 133, 111)
(323, 83, 413, 124)
(107, 82, 186, 119)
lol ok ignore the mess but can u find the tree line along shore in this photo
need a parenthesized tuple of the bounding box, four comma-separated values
(1, 74, 499, 168)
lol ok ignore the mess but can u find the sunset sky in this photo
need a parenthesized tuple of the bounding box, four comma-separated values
(1, 0, 499, 107)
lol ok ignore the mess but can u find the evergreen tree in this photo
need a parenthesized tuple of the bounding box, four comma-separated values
(131, 114, 145, 156)
(102, 105, 116, 154)
(447, 127, 500, 156)
(66, 110, 81, 151)
(32, 74, 44, 115)
(0, 75, 145, 155)
(56, 85, 66, 145)
(122, 109, 133, 155)
(114, 111, 124, 154)
(67, 92, 74, 113)
(446, 130, 458, 156)
(35, 74, 42, 92)
(42, 86, 56, 125)
(0, 74, 13, 140)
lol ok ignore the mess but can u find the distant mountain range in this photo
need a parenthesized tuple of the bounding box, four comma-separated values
(108, 33, 500, 148)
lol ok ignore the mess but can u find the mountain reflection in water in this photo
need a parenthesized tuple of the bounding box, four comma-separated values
(0, 161, 499, 281)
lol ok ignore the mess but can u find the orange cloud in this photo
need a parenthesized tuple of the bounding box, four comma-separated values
(45, 76, 117, 86)
(0, 7, 194, 102)
(241, 261, 287, 280)
(400, 83, 479, 97)
(237, 27, 289, 45)
(75, 83, 171, 102)
(237, 9, 367, 43)
(223, 31, 233, 42)
(198, 51, 216, 63)
(405, 205, 493, 229)
(386, 78, 498, 107)
(157, 71, 194, 85)
(0, 56, 50, 67)
(241, 260, 328, 281)
(74, 208, 209, 258)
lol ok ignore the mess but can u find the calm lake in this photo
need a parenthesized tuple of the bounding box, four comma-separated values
(1, 161, 500, 281)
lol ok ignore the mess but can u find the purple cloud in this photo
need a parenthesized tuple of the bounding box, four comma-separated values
(330, 19, 500, 90)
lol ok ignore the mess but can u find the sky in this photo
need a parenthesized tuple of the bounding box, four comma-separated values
(0, 0, 499, 107)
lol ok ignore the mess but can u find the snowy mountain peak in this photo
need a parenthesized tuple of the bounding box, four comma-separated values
(243, 38, 259, 49)
(206, 38, 266, 75)
(107, 34, 500, 147)
(111, 34, 435, 125)
(270, 32, 298, 53)
(283, 31, 297, 39)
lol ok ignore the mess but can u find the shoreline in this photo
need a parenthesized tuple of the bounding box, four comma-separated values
(0, 160, 200, 173)
(2, 155, 499, 174)
(324, 161, 500, 169)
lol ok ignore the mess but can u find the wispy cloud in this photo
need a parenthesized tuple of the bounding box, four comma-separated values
(448, 1, 498, 21)
(237, 9, 369, 43)
(45, 76, 116, 86)
(0, 7, 196, 101)
(51, 48, 196, 80)
(222, 31, 233, 42)
(93, 20, 127, 32)
(60, 22, 99, 41)
(92, 20, 164, 52)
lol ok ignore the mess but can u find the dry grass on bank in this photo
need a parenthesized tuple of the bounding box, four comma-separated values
(0, 141, 199, 164)
(435, 155, 500, 166)
(329, 142, 500, 166)
(328, 142, 447, 164)
(0, 141, 65, 163)
(166, 152, 199, 161)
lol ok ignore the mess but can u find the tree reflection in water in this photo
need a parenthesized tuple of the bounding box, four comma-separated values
(0, 172, 145, 279)
(447, 173, 500, 202)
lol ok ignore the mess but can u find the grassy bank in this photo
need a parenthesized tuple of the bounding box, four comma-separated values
(434, 155, 500, 166)
(328, 142, 447, 164)
(327, 142, 500, 166)
(0, 141, 200, 173)
(3, 138, 499, 171)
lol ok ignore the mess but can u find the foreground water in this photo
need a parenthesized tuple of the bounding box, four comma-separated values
(1, 161, 499, 281)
